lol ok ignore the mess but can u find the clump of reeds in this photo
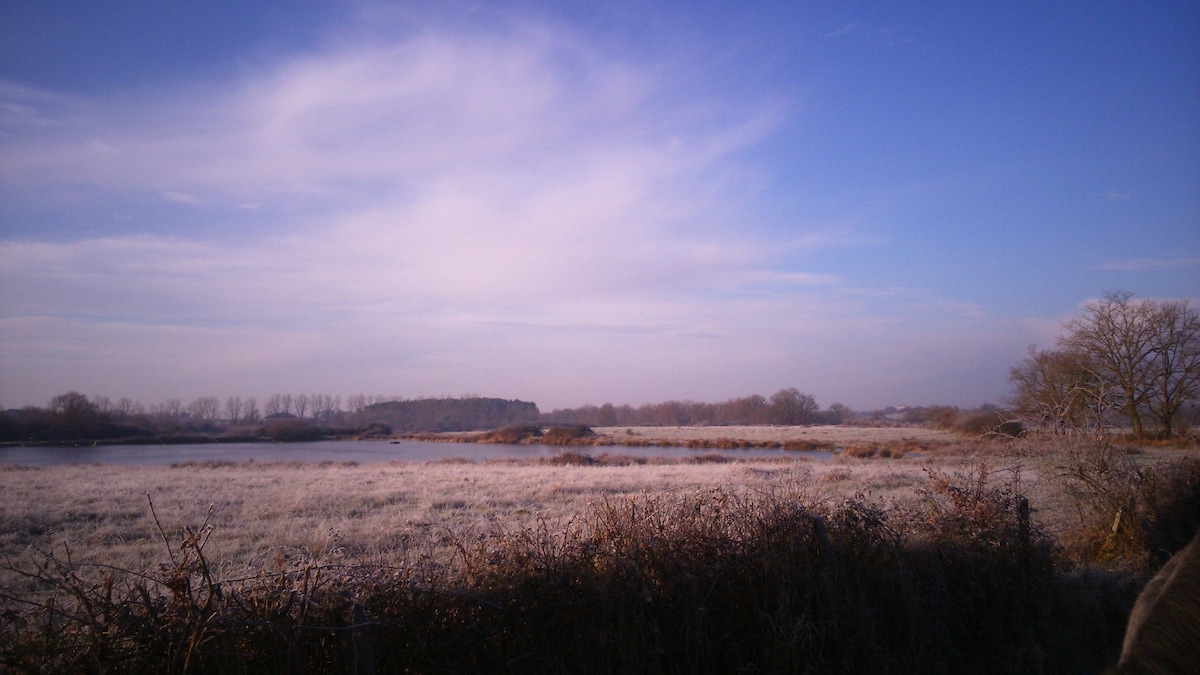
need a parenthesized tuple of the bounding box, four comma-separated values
(0, 469, 1143, 674)
(541, 425, 600, 446)
(477, 423, 543, 444)
(781, 439, 836, 452)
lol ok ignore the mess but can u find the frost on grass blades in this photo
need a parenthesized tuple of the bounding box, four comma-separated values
(2, 440, 1199, 673)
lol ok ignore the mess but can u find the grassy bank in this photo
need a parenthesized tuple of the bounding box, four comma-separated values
(2, 440, 1198, 673)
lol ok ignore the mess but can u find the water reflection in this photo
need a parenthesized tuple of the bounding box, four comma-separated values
(0, 439, 830, 466)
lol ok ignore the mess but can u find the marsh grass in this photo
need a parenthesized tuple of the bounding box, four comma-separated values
(2, 444, 1198, 673)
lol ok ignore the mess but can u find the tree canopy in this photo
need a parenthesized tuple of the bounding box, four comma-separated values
(1010, 291, 1200, 438)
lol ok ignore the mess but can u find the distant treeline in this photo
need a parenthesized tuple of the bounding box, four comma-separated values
(3, 389, 1041, 445)
(0, 392, 542, 444)
(361, 397, 540, 432)
(0, 391, 370, 444)
(544, 388, 847, 427)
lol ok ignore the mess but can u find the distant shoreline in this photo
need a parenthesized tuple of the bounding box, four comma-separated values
(402, 424, 964, 450)
(3, 424, 961, 451)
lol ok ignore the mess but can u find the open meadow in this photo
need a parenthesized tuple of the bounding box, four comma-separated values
(591, 424, 964, 448)
(2, 431, 1199, 673)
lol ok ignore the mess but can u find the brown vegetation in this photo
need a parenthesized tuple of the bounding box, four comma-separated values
(474, 423, 543, 444)
(540, 424, 597, 445)
(2, 439, 1198, 673)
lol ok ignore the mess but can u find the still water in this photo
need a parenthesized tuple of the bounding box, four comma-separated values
(0, 439, 826, 466)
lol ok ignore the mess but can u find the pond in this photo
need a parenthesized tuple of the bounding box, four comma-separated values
(0, 439, 831, 466)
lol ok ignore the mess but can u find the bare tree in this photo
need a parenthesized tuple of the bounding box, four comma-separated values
(827, 402, 853, 425)
(311, 393, 338, 421)
(92, 395, 111, 415)
(152, 398, 183, 419)
(709, 395, 762, 425)
(114, 397, 140, 419)
(1009, 346, 1112, 434)
(49, 391, 98, 428)
(225, 396, 244, 425)
(768, 388, 818, 425)
(1023, 291, 1200, 438)
(1061, 291, 1159, 437)
(187, 396, 220, 422)
(265, 394, 285, 416)
(597, 403, 617, 427)
(244, 397, 260, 424)
(347, 394, 366, 414)
(1144, 299, 1200, 437)
(294, 393, 310, 419)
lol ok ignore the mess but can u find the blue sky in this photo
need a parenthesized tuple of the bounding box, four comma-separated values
(1, 1, 1197, 412)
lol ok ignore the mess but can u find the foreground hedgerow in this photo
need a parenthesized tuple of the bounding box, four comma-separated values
(2, 457, 1197, 674)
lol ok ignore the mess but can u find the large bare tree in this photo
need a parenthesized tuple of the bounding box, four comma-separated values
(1145, 299, 1200, 437)
(1051, 291, 1199, 438)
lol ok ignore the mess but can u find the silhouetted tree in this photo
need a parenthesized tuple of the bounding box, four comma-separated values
(49, 391, 99, 433)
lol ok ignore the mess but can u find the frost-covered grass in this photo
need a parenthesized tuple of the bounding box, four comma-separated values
(2, 440, 1198, 673)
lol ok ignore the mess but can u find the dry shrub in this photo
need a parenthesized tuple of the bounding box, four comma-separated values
(681, 453, 734, 464)
(844, 445, 877, 459)
(781, 440, 835, 451)
(686, 437, 744, 449)
(541, 451, 597, 466)
(1054, 440, 1200, 571)
(0, 477, 1136, 674)
(590, 453, 647, 466)
(425, 456, 474, 465)
(956, 410, 1023, 437)
(477, 423, 543, 444)
(915, 463, 1043, 564)
(841, 443, 910, 459)
(169, 460, 239, 469)
(820, 468, 854, 483)
(541, 425, 596, 446)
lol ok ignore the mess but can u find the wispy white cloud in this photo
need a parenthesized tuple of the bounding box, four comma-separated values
(162, 190, 205, 206)
(828, 22, 858, 38)
(0, 12, 1021, 410)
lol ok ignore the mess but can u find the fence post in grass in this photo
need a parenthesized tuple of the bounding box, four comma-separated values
(349, 601, 376, 675)
(1018, 496, 1031, 574)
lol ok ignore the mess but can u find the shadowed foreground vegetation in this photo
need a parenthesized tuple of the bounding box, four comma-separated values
(3, 445, 1199, 674)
